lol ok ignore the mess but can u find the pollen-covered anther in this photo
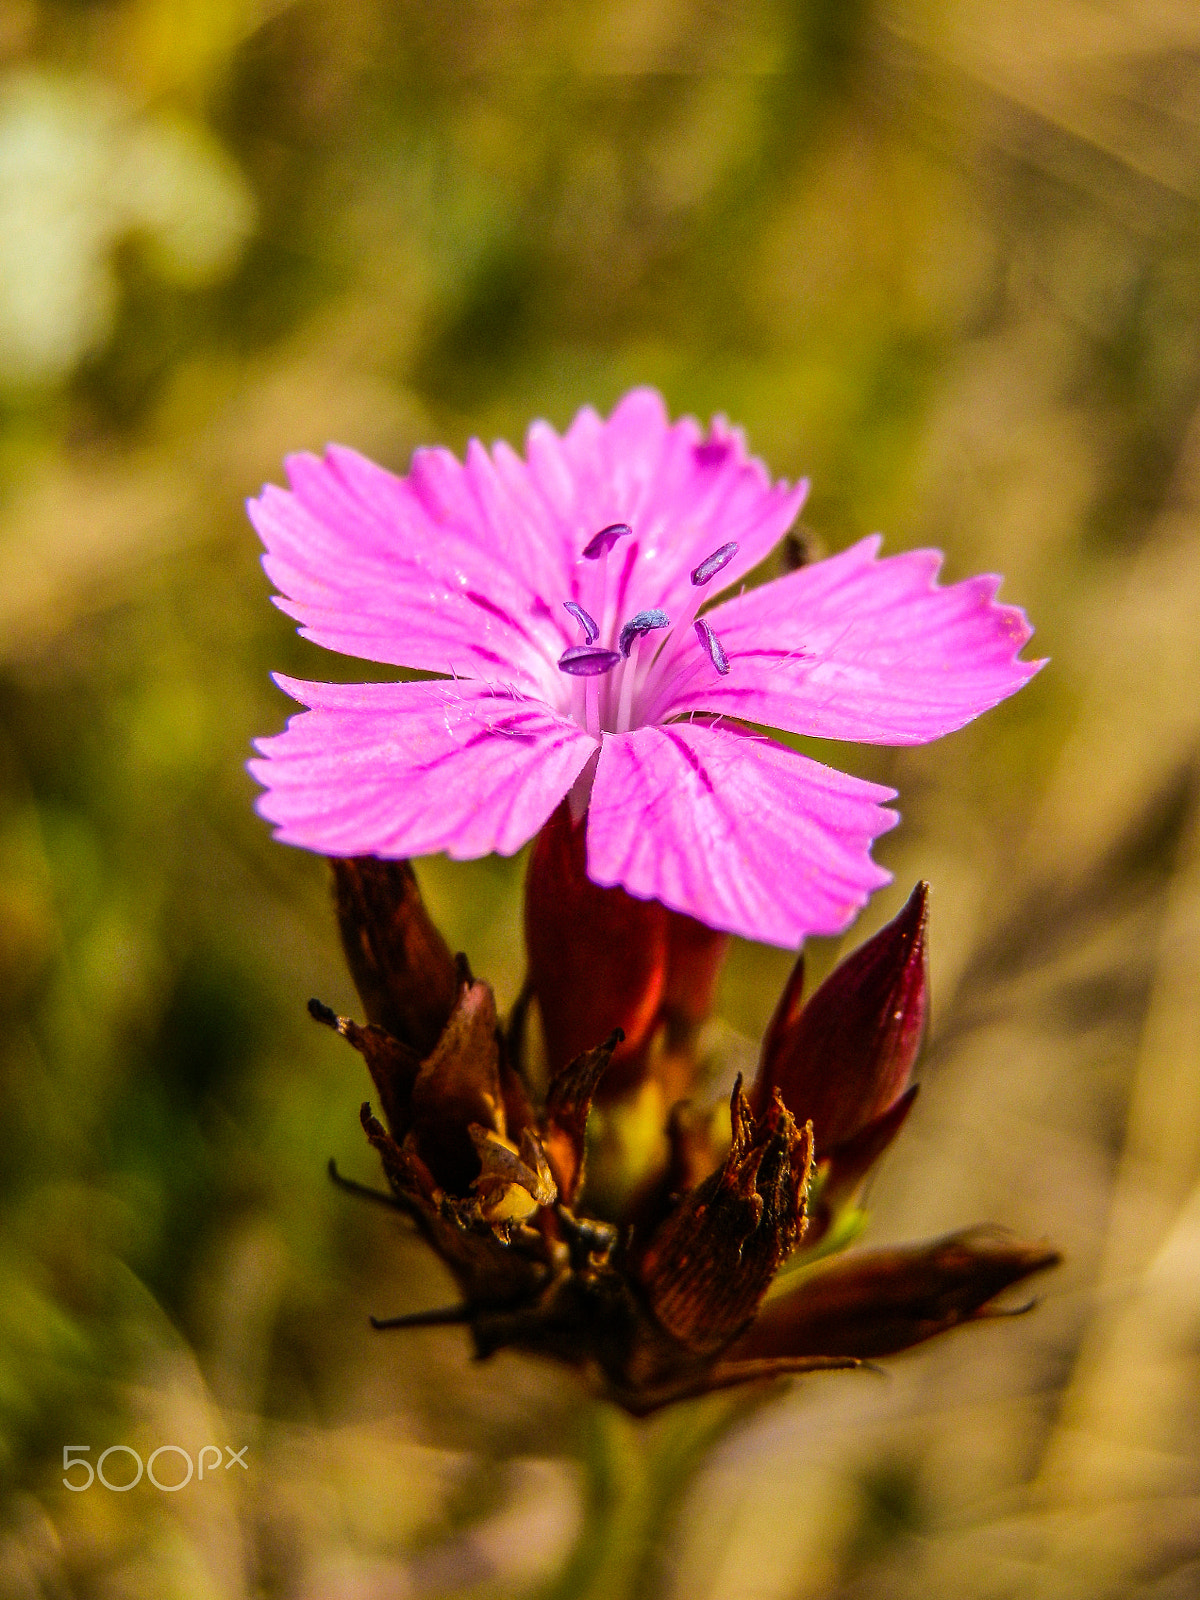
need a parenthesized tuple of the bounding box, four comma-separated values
(563, 600, 599, 643)
(618, 609, 670, 658)
(582, 522, 633, 559)
(690, 540, 739, 586)
(694, 618, 730, 675)
(558, 645, 622, 677)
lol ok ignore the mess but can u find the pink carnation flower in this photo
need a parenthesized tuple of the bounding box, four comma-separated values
(250, 389, 1039, 946)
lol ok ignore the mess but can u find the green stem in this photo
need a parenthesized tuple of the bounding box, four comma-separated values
(537, 1392, 765, 1600)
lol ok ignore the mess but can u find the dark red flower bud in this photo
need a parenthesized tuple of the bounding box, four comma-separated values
(817, 1084, 919, 1214)
(636, 1081, 813, 1355)
(524, 801, 670, 1092)
(752, 883, 929, 1153)
(331, 858, 458, 1058)
(727, 1228, 1061, 1362)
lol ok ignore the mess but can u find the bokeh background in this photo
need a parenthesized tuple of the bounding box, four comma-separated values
(2, 2, 1200, 1596)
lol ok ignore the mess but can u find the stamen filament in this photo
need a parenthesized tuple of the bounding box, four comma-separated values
(616, 635, 640, 732)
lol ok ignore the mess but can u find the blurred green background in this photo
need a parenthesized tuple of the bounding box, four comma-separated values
(2, 1, 1200, 1595)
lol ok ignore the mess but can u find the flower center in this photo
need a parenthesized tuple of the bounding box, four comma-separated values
(555, 524, 735, 736)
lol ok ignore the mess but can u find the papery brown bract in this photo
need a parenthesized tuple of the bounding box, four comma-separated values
(540, 1028, 624, 1205)
(317, 858, 570, 1310)
(727, 1229, 1061, 1361)
(406, 976, 509, 1194)
(307, 1000, 419, 1144)
(634, 1083, 813, 1354)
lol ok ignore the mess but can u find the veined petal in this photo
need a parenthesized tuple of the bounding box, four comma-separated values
(586, 721, 897, 946)
(251, 446, 571, 695)
(251, 678, 597, 860)
(526, 388, 808, 621)
(642, 537, 1043, 742)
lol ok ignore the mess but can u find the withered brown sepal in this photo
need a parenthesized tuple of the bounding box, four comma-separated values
(633, 1082, 813, 1354)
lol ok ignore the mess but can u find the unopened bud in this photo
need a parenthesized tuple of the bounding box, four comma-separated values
(331, 858, 458, 1057)
(753, 883, 928, 1153)
(524, 805, 731, 1101)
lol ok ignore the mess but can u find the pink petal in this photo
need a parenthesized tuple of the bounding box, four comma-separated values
(250, 446, 572, 696)
(525, 389, 808, 622)
(252, 394, 808, 702)
(586, 721, 897, 946)
(250, 677, 597, 860)
(642, 537, 1043, 743)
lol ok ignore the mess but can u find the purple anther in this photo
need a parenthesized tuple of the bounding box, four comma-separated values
(694, 618, 730, 675)
(582, 522, 633, 560)
(558, 645, 622, 677)
(618, 608, 670, 658)
(563, 599, 599, 643)
(690, 541, 739, 586)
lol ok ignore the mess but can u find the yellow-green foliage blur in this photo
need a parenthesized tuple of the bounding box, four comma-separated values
(1, 3, 1199, 1597)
